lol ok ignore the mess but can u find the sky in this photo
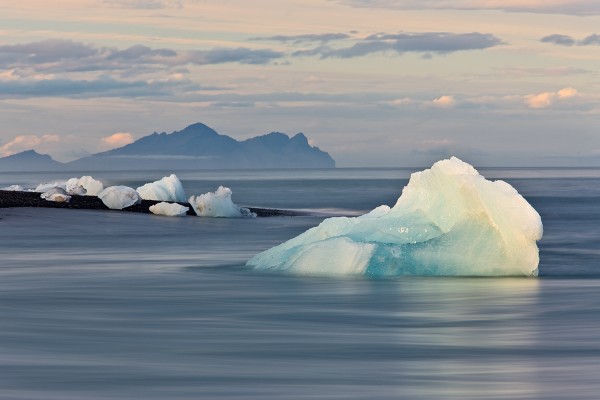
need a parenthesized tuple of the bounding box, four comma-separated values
(1, 0, 599, 167)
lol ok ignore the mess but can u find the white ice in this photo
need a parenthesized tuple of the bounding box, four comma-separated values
(34, 181, 67, 193)
(136, 174, 187, 202)
(188, 186, 255, 218)
(98, 186, 141, 210)
(41, 188, 71, 203)
(2, 185, 24, 191)
(247, 157, 543, 277)
(66, 176, 104, 196)
(149, 202, 189, 217)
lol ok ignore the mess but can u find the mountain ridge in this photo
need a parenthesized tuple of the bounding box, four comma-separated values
(0, 123, 335, 171)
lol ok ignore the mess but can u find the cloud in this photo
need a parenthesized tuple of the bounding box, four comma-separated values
(251, 33, 351, 43)
(497, 66, 590, 77)
(100, 132, 134, 149)
(187, 48, 284, 65)
(292, 32, 502, 58)
(540, 34, 576, 46)
(0, 134, 60, 157)
(0, 39, 98, 64)
(524, 87, 578, 109)
(432, 95, 456, 107)
(541, 33, 600, 46)
(339, 0, 600, 15)
(579, 34, 600, 45)
(0, 39, 285, 76)
(100, 0, 183, 9)
(0, 76, 194, 98)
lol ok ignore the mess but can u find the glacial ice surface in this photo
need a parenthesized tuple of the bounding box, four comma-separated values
(66, 176, 104, 196)
(149, 202, 189, 217)
(247, 157, 543, 277)
(98, 186, 141, 210)
(189, 186, 255, 218)
(136, 174, 186, 202)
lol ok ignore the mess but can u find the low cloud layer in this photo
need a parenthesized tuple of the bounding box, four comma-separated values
(292, 32, 502, 58)
(0, 39, 284, 76)
(541, 33, 600, 46)
(252, 33, 351, 43)
(100, 0, 183, 9)
(340, 0, 600, 15)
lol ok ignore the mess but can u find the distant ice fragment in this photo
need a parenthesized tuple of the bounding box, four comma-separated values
(66, 176, 104, 196)
(136, 174, 187, 202)
(188, 186, 255, 218)
(149, 202, 189, 217)
(247, 157, 543, 277)
(98, 186, 141, 210)
(2, 185, 24, 191)
(41, 188, 71, 203)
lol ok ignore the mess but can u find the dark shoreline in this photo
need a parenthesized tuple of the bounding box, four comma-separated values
(0, 190, 305, 217)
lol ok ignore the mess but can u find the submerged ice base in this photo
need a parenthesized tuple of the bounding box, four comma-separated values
(247, 157, 543, 277)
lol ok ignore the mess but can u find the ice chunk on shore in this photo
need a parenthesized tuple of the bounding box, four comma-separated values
(98, 186, 141, 210)
(34, 181, 67, 193)
(66, 176, 104, 196)
(149, 202, 189, 217)
(188, 186, 255, 218)
(41, 188, 71, 203)
(2, 185, 24, 191)
(247, 157, 543, 277)
(136, 174, 186, 202)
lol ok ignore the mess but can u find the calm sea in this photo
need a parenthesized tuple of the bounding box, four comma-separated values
(1, 167, 600, 399)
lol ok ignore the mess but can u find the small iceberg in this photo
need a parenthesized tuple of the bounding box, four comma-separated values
(149, 202, 189, 217)
(34, 181, 67, 193)
(41, 188, 71, 203)
(98, 186, 141, 210)
(247, 157, 543, 277)
(136, 174, 187, 202)
(66, 176, 104, 196)
(189, 186, 255, 218)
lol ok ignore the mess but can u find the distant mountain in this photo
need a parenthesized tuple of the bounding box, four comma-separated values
(0, 150, 64, 172)
(68, 122, 335, 170)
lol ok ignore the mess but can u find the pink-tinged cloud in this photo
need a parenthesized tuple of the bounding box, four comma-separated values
(525, 87, 578, 109)
(432, 95, 456, 107)
(100, 132, 134, 149)
(0, 134, 60, 157)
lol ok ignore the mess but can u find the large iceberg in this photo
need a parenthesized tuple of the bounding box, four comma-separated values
(188, 186, 255, 218)
(98, 186, 141, 210)
(136, 174, 187, 202)
(247, 157, 543, 277)
(66, 176, 104, 196)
